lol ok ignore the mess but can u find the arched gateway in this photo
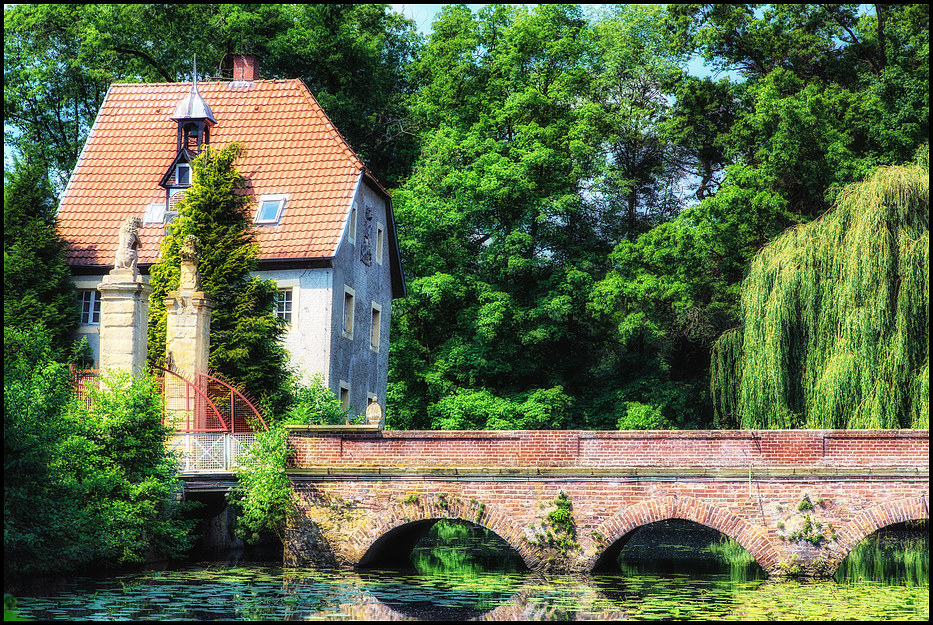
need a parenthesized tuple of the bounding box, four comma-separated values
(285, 429, 928, 577)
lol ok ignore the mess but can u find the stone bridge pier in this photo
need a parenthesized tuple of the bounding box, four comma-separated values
(284, 429, 928, 578)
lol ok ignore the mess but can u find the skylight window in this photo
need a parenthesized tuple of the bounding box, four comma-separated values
(254, 194, 288, 224)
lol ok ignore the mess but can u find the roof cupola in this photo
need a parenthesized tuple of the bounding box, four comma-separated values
(170, 55, 216, 155)
(160, 56, 216, 207)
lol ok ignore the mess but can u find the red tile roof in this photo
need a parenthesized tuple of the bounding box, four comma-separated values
(57, 79, 375, 267)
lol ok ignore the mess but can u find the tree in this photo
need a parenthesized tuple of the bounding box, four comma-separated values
(587, 4, 928, 429)
(4, 326, 195, 577)
(389, 5, 603, 429)
(711, 158, 929, 429)
(4, 326, 86, 576)
(3, 151, 79, 359)
(147, 142, 291, 417)
(589, 4, 689, 238)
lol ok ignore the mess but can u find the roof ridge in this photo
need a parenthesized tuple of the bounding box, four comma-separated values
(290, 79, 365, 171)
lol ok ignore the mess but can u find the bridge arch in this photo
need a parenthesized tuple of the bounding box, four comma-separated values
(824, 496, 929, 576)
(352, 496, 535, 570)
(586, 496, 782, 574)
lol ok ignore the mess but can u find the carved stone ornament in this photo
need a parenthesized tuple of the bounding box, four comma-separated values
(113, 215, 143, 273)
(178, 234, 202, 291)
(360, 203, 374, 266)
(366, 398, 384, 428)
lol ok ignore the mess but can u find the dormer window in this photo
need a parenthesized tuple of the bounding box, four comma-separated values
(176, 163, 191, 185)
(254, 194, 287, 224)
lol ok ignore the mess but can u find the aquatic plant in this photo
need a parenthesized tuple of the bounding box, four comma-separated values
(711, 160, 929, 428)
(837, 530, 929, 587)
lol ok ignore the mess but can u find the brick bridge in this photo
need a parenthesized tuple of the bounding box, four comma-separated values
(284, 428, 928, 578)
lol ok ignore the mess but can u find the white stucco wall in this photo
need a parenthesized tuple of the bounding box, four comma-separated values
(70, 181, 394, 419)
(255, 267, 333, 385)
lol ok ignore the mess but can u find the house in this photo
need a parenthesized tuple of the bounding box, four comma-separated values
(56, 54, 405, 416)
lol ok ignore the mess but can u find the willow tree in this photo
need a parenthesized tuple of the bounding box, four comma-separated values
(711, 160, 929, 429)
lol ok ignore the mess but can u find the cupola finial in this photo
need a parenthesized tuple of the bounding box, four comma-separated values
(171, 55, 216, 125)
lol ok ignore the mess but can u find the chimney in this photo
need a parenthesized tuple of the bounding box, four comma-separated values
(232, 54, 259, 82)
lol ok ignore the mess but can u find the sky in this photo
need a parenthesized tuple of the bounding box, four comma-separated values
(391, 4, 460, 34)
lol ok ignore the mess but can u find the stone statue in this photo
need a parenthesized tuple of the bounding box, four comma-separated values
(113, 215, 142, 273)
(178, 234, 202, 291)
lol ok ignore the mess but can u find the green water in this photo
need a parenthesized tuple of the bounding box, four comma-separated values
(9, 521, 928, 621)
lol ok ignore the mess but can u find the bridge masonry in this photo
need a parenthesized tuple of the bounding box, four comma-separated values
(284, 429, 929, 578)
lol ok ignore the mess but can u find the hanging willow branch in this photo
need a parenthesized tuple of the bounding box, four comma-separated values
(711, 160, 929, 429)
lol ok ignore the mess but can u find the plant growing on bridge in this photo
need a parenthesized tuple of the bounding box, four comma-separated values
(229, 425, 298, 544)
(528, 491, 580, 564)
(776, 496, 836, 547)
(230, 376, 362, 543)
(399, 493, 421, 506)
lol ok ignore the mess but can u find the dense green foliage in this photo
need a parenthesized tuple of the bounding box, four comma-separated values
(4, 326, 194, 578)
(229, 375, 348, 543)
(147, 142, 292, 417)
(3, 152, 80, 360)
(284, 374, 353, 426)
(711, 160, 929, 429)
(4, 3, 929, 431)
(228, 425, 296, 544)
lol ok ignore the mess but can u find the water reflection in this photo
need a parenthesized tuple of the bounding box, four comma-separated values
(10, 520, 929, 621)
(11, 563, 930, 621)
(836, 521, 929, 587)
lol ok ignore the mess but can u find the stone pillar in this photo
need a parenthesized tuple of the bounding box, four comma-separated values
(163, 235, 212, 430)
(164, 292, 212, 381)
(97, 269, 152, 378)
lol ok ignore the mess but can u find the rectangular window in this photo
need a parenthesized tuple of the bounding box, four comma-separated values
(348, 202, 358, 243)
(370, 303, 382, 351)
(254, 194, 287, 224)
(78, 290, 101, 325)
(143, 203, 167, 225)
(175, 163, 191, 185)
(275, 289, 292, 323)
(343, 286, 355, 338)
(339, 382, 350, 413)
(375, 224, 385, 265)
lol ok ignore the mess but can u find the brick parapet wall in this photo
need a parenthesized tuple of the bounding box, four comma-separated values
(287, 429, 929, 472)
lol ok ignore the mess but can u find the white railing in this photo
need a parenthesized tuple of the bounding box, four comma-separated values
(167, 433, 256, 473)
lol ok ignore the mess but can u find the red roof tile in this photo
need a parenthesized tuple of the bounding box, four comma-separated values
(57, 79, 370, 267)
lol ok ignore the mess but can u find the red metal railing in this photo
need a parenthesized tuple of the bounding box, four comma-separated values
(71, 367, 99, 410)
(70, 366, 267, 434)
(197, 370, 269, 432)
(152, 365, 230, 433)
